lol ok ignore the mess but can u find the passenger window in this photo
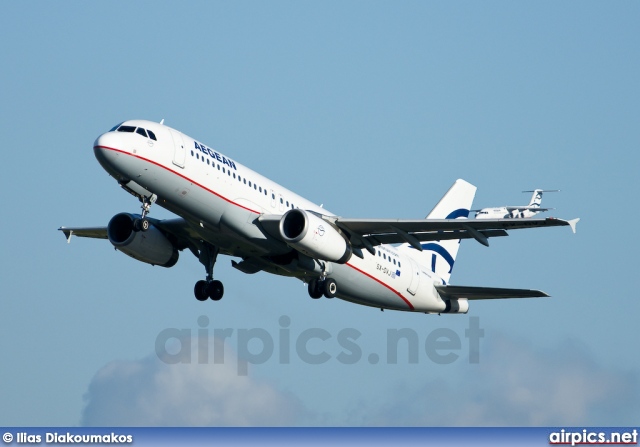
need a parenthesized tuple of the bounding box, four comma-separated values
(223, 167, 225, 173)
(280, 198, 283, 204)
(393, 259, 396, 265)
(196, 154, 200, 160)
(233, 173, 236, 179)
(148, 130, 157, 141)
(243, 179, 247, 185)
(259, 187, 262, 193)
(136, 128, 148, 138)
(207, 159, 210, 165)
(117, 126, 136, 133)
(398, 262, 401, 268)
(217, 165, 220, 170)
(286, 201, 289, 206)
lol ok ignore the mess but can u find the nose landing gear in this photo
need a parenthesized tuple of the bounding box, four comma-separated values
(133, 194, 156, 232)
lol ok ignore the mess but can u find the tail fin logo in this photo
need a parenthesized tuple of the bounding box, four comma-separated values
(410, 208, 469, 274)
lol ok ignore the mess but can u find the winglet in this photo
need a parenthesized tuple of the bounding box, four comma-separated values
(568, 218, 580, 234)
(59, 227, 73, 243)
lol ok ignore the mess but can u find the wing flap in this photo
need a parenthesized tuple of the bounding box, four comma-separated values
(435, 285, 549, 300)
(335, 216, 578, 249)
(365, 229, 508, 245)
(336, 216, 576, 234)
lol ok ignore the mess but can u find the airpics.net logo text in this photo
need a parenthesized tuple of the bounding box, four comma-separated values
(155, 316, 484, 375)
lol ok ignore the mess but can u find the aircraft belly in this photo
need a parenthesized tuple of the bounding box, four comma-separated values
(327, 258, 445, 313)
(124, 155, 288, 256)
(330, 262, 413, 311)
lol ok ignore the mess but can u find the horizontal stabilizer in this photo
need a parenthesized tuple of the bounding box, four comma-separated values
(435, 285, 549, 300)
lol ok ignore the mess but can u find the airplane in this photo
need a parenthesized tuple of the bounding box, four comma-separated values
(59, 120, 579, 314)
(474, 189, 559, 219)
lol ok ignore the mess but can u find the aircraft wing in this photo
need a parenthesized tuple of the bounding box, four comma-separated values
(59, 217, 195, 252)
(333, 216, 579, 250)
(59, 226, 107, 242)
(435, 285, 549, 299)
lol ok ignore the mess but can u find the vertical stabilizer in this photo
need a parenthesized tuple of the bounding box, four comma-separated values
(399, 179, 476, 284)
(527, 189, 544, 208)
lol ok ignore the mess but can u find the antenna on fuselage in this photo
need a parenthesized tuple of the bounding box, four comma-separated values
(160, 119, 165, 125)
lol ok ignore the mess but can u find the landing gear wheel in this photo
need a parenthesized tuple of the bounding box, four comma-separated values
(308, 279, 323, 299)
(194, 280, 208, 301)
(207, 280, 224, 301)
(133, 218, 150, 232)
(323, 278, 337, 298)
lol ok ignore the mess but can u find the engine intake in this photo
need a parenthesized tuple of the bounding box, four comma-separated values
(279, 209, 352, 264)
(107, 213, 179, 267)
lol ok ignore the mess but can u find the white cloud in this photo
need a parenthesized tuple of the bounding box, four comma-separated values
(81, 338, 308, 426)
(358, 334, 640, 426)
(81, 333, 639, 426)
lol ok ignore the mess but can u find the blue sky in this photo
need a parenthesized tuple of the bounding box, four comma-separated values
(1, 1, 639, 426)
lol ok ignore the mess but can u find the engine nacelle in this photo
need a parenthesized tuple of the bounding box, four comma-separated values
(441, 298, 469, 314)
(279, 209, 352, 264)
(107, 213, 179, 267)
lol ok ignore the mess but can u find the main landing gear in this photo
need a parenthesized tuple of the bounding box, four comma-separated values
(133, 194, 156, 232)
(194, 244, 224, 301)
(307, 262, 338, 299)
(308, 278, 337, 299)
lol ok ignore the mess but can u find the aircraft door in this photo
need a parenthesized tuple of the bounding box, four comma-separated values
(169, 129, 186, 168)
(407, 257, 420, 296)
(278, 193, 284, 212)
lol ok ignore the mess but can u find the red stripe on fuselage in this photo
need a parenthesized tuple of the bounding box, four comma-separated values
(97, 145, 415, 311)
(346, 262, 414, 310)
(95, 145, 261, 215)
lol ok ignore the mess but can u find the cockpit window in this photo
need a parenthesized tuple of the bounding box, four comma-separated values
(117, 125, 136, 133)
(110, 122, 124, 132)
(136, 128, 148, 138)
(147, 130, 157, 141)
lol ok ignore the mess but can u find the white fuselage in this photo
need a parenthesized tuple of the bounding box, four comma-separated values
(94, 120, 451, 313)
(475, 207, 540, 219)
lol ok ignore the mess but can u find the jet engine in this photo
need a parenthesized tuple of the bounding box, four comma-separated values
(107, 213, 179, 267)
(279, 209, 352, 264)
(441, 298, 469, 314)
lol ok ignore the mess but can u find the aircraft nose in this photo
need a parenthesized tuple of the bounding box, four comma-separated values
(93, 132, 128, 180)
(94, 131, 122, 152)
